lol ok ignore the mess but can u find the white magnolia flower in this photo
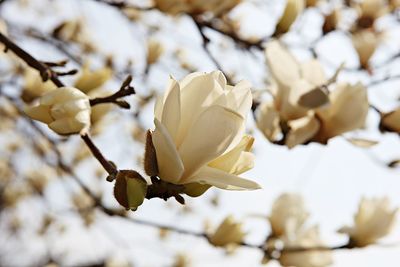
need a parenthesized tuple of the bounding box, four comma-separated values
(265, 40, 328, 121)
(24, 87, 91, 135)
(279, 226, 333, 267)
(269, 193, 309, 237)
(351, 29, 382, 69)
(208, 215, 245, 247)
(257, 41, 369, 147)
(74, 64, 112, 94)
(21, 68, 57, 103)
(338, 197, 398, 247)
(152, 71, 260, 191)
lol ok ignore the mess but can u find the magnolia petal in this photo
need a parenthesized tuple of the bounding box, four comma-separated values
(154, 95, 163, 121)
(300, 59, 327, 86)
(315, 82, 368, 143)
(256, 102, 282, 142)
(152, 119, 184, 183)
(231, 152, 255, 175)
(265, 40, 300, 89)
(161, 79, 181, 142)
(225, 80, 252, 119)
(48, 117, 86, 134)
(40, 87, 87, 106)
(189, 166, 260, 190)
(24, 105, 53, 124)
(74, 66, 111, 93)
(276, 0, 305, 34)
(177, 72, 225, 145)
(208, 135, 254, 174)
(381, 108, 400, 133)
(286, 114, 320, 148)
(211, 70, 227, 88)
(178, 105, 244, 181)
(50, 99, 90, 119)
(289, 79, 329, 109)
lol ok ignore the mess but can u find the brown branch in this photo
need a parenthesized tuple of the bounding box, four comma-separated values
(194, 18, 265, 50)
(91, 0, 154, 10)
(81, 134, 118, 176)
(192, 17, 235, 85)
(0, 32, 65, 87)
(89, 75, 135, 108)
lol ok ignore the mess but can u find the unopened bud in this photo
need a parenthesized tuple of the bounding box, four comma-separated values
(114, 170, 148, 211)
(144, 130, 159, 177)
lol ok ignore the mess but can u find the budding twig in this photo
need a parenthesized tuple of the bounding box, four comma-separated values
(0, 32, 118, 176)
(89, 75, 135, 108)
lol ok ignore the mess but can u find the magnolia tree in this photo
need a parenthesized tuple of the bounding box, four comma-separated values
(0, 0, 400, 266)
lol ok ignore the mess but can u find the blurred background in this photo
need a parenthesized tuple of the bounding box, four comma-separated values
(0, 0, 400, 266)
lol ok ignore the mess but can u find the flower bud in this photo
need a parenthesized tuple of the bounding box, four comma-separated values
(351, 29, 381, 69)
(146, 39, 164, 66)
(21, 69, 57, 103)
(24, 87, 91, 135)
(114, 170, 148, 211)
(275, 0, 305, 35)
(74, 64, 112, 93)
(208, 215, 245, 248)
(269, 193, 309, 237)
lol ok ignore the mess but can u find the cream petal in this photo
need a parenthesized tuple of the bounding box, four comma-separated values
(50, 99, 90, 119)
(225, 80, 252, 119)
(152, 119, 184, 183)
(265, 40, 300, 89)
(189, 166, 261, 190)
(48, 117, 86, 134)
(161, 79, 181, 142)
(154, 95, 163, 121)
(208, 135, 254, 174)
(211, 70, 227, 88)
(177, 73, 225, 145)
(230, 152, 255, 175)
(74, 110, 91, 125)
(285, 114, 320, 148)
(155, 77, 179, 122)
(40, 87, 87, 105)
(256, 102, 282, 142)
(24, 105, 53, 124)
(178, 105, 244, 181)
(315, 82, 368, 142)
(300, 59, 327, 86)
(289, 79, 329, 109)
